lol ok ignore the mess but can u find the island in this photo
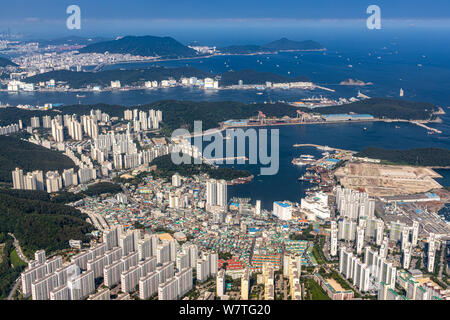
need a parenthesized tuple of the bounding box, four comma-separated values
(218, 38, 325, 54)
(339, 79, 373, 86)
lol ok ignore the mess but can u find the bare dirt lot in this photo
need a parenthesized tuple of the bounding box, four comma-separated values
(334, 162, 443, 197)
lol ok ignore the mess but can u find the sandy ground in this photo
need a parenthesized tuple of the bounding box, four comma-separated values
(335, 162, 443, 197)
(326, 278, 346, 292)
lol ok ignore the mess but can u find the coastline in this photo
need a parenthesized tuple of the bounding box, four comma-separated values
(80, 48, 327, 72)
(221, 118, 443, 133)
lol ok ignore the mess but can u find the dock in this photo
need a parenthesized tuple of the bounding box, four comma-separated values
(411, 122, 442, 134)
(292, 144, 352, 153)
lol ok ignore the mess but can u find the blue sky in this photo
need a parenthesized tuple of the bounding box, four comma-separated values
(2, 0, 450, 19)
(1, 0, 450, 39)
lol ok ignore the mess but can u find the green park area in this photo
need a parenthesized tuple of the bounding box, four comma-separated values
(10, 249, 27, 268)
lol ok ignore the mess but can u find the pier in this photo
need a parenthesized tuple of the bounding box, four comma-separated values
(204, 156, 248, 162)
(292, 144, 352, 153)
(411, 121, 442, 134)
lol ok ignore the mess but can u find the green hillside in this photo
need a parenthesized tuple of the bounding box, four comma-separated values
(25, 67, 212, 89)
(0, 136, 77, 183)
(0, 189, 93, 258)
(355, 147, 450, 167)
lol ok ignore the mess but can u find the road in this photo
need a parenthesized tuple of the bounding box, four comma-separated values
(438, 241, 446, 279)
(8, 233, 30, 264)
(7, 233, 29, 300)
(6, 278, 20, 300)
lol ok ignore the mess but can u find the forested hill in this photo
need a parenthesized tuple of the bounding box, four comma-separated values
(79, 35, 198, 58)
(24, 67, 309, 89)
(355, 147, 450, 167)
(25, 67, 213, 89)
(313, 98, 439, 121)
(0, 189, 93, 258)
(0, 136, 77, 183)
(0, 57, 17, 67)
(0, 98, 439, 138)
(150, 154, 252, 181)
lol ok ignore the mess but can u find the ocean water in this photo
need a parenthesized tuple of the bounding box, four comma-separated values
(1, 27, 449, 209)
(216, 122, 450, 209)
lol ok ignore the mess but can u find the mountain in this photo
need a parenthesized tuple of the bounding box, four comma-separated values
(79, 35, 198, 58)
(264, 38, 324, 51)
(220, 69, 309, 86)
(0, 57, 17, 67)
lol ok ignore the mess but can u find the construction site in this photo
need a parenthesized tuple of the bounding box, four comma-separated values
(334, 162, 443, 197)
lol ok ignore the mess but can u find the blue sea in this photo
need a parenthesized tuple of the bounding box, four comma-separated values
(1, 26, 449, 209)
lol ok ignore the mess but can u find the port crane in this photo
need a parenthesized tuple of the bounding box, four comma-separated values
(258, 111, 266, 123)
(296, 110, 307, 122)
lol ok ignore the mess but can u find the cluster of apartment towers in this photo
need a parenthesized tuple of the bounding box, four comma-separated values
(93, 108, 165, 172)
(330, 187, 439, 299)
(22, 227, 221, 300)
(12, 166, 96, 193)
(11, 108, 166, 192)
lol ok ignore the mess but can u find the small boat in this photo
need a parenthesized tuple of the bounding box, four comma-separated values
(363, 127, 367, 131)
(76, 94, 86, 98)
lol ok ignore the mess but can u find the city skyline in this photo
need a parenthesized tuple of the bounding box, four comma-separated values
(0, 0, 448, 308)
